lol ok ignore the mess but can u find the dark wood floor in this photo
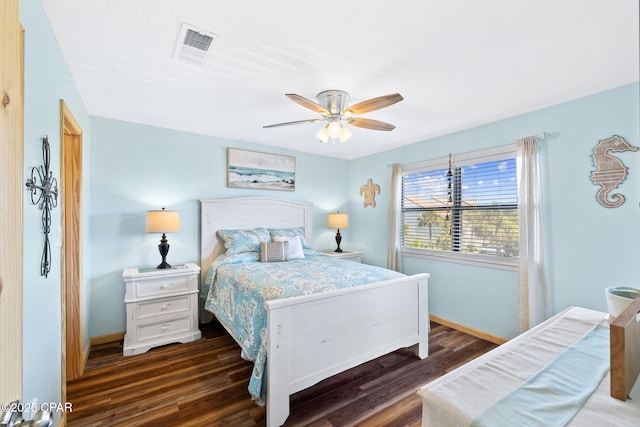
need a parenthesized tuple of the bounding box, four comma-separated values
(67, 320, 497, 426)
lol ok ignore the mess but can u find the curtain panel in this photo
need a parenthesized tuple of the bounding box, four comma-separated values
(516, 136, 551, 332)
(387, 163, 403, 272)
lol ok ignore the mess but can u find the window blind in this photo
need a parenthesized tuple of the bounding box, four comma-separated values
(401, 148, 518, 260)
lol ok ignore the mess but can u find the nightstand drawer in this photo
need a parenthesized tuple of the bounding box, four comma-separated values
(136, 315, 192, 342)
(136, 295, 191, 319)
(133, 275, 194, 299)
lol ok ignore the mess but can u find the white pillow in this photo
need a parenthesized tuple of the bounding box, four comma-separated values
(272, 235, 305, 260)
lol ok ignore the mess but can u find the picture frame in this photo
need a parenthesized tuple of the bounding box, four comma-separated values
(227, 148, 295, 191)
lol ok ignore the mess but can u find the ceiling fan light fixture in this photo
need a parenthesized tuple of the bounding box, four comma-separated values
(264, 90, 403, 145)
(327, 121, 342, 139)
(339, 126, 352, 143)
(316, 126, 330, 143)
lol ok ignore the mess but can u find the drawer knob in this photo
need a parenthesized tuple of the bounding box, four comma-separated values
(161, 304, 170, 311)
(160, 284, 167, 289)
(161, 324, 169, 332)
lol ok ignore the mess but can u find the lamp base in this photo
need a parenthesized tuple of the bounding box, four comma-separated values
(157, 235, 171, 269)
(157, 260, 172, 269)
(334, 229, 343, 253)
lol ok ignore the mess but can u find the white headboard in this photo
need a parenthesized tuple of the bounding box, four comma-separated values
(200, 197, 313, 275)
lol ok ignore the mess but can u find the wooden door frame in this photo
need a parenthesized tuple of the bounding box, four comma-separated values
(60, 99, 83, 405)
(0, 0, 23, 406)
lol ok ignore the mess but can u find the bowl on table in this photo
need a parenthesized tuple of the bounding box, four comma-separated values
(605, 286, 640, 317)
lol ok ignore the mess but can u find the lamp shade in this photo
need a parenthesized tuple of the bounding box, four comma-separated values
(145, 208, 181, 233)
(328, 212, 349, 229)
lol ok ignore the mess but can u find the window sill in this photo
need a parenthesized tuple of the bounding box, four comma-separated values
(401, 247, 518, 272)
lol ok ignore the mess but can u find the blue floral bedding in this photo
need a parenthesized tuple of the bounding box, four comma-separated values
(202, 250, 405, 404)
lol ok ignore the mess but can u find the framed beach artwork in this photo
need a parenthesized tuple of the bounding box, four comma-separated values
(227, 148, 296, 191)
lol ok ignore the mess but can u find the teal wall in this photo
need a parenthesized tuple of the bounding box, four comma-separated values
(21, 0, 91, 421)
(349, 82, 640, 339)
(88, 118, 351, 336)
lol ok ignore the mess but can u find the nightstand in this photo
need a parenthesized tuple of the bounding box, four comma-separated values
(319, 250, 362, 263)
(122, 262, 201, 356)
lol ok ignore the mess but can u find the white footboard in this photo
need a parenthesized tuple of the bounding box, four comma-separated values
(265, 273, 429, 427)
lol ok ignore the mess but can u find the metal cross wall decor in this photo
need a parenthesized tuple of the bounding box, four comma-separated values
(26, 135, 59, 278)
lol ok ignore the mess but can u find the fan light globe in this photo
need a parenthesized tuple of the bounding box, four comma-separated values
(327, 121, 342, 138)
(316, 126, 330, 143)
(339, 126, 352, 142)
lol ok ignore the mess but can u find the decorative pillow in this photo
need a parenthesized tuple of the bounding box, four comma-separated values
(260, 241, 290, 262)
(272, 235, 305, 259)
(268, 227, 311, 249)
(217, 228, 270, 254)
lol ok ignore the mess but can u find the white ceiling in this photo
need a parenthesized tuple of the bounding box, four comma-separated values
(42, 0, 639, 160)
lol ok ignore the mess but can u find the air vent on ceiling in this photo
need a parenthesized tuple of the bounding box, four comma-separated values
(174, 23, 218, 65)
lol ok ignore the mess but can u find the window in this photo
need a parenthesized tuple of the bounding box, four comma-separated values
(401, 146, 518, 267)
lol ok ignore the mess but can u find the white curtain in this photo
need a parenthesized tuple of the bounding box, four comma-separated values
(387, 163, 403, 272)
(516, 136, 550, 332)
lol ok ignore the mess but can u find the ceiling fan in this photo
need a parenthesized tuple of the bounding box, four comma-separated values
(263, 90, 403, 143)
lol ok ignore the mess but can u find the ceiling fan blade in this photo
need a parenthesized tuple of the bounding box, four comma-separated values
(343, 93, 404, 115)
(285, 94, 329, 114)
(347, 117, 396, 131)
(263, 118, 323, 128)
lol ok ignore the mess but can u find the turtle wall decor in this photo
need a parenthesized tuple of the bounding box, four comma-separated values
(359, 178, 380, 208)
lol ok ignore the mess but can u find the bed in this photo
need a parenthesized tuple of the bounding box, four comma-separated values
(199, 197, 430, 427)
(417, 302, 640, 426)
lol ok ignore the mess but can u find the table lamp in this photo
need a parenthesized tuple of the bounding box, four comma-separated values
(328, 211, 349, 253)
(146, 207, 181, 269)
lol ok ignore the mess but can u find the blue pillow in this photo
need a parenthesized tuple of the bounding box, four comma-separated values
(218, 228, 271, 254)
(268, 227, 311, 249)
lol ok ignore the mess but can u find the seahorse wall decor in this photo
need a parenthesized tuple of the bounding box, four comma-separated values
(359, 178, 380, 208)
(590, 135, 638, 208)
